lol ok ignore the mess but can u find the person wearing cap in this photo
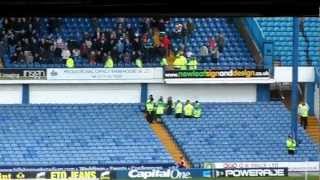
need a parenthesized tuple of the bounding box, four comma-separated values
(298, 101, 309, 129)
(155, 96, 165, 123)
(175, 100, 183, 118)
(193, 101, 202, 118)
(286, 135, 296, 155)
(184, 100, 194, 118)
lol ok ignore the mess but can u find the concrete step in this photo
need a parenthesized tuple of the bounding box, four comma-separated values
(305, 117, 320, 144)
(150, 122, 191, 167)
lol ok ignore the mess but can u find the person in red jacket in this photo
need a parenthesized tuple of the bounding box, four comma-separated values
(161, 34, 171, 56)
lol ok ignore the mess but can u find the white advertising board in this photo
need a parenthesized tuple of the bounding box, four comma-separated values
(210, 162, 320, 172)
(46, 68, 163, 81)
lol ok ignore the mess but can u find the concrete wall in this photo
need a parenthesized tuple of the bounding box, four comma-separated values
(148, 84, 257, 102)
(0, 85, 22, 104)
(29, 84, 141, 104)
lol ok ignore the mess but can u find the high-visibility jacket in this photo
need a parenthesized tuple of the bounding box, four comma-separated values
(298, 104, 309, 117)
(104, 57, 114, 68)
(193, 107, 202, 118)
(173, 56, 187, 70)
(188, 58, 198, 70)
(160, 58, 168, 67)
(156, 102, 165, 115)
(180, 56, 187, 70)
(146, 102, 154, 112)
(66, 57, 75, 68)
(135, 58, 143, 68)
(184, 104, 194, 116)
(286, 138, 296, 151)
(173, 57, 182, 69)
(175, 102, 183, 114)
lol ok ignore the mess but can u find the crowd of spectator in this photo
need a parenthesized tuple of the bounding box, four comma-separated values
(0, 17, 225, 68)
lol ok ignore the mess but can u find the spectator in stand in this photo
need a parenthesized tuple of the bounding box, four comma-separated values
(173, 23, 183, 39)
(143, 32, 154, 63)
(72, 48, 80, 60)
(89, 51, 96, 65)
(158, 43, 167, 61)
(116, 38, 125, 61)
(96, 50, 103, 64)
(11, 52, 18, 64)
(61, 47, 71, 62)
(123, 52, 132, 64)
(24, 51, 34, 64)
(199, 44, 209, 62)
(33, 53, 41, 64)
(216, 32, 225, 53)
(17, 51, 25, 64)
(186, 18, 194, 36)
(0, 41, 5, 61)
(209, 37, 219, 63)
(80, 42, 89, 58)
(161, 34, 171, 56)
(158, 19, 166, 32)
(0, 58, 3, 68)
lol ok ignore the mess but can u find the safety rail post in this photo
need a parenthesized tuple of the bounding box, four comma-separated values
(291, 17, 299, 140)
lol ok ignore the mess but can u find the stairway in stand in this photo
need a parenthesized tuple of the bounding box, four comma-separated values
(306, 117, 320, 144)
(150, 122, 191, 168)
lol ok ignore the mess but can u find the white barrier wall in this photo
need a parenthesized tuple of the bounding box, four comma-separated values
(274, 67, 315, 82)
(315, 85, 320, 119)
(0, 85, 22, 104)
(148, 84, 257, 102)
(30, 84, 141, 104)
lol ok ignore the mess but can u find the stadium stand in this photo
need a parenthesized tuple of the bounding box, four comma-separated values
(162, 101, 319, 165)
(166, 18, 256, 69)
(0, 17, 256, 69)
(256, 17, 320, 66)
(0, 104, 174, 166)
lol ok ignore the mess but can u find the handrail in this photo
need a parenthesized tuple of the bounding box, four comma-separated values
(243, 17, 266, 52)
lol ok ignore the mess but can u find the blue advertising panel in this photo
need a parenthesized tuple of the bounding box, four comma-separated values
(113, 168, 213, 179)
